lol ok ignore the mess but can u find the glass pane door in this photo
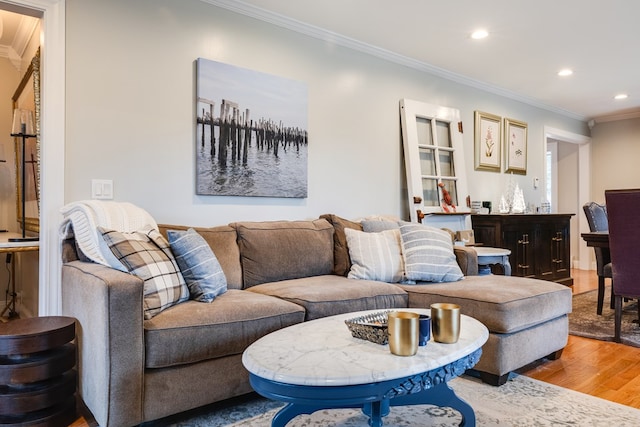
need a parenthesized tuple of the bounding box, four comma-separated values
(400, 99, 468, 222)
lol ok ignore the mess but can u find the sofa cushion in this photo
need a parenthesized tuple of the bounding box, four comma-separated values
(361, 219, 399, 232)
(398, 275, 572, 334)
(320, 214, 363, 276)
(159, 224, 242, 290)
(100, 226, 189, 319)
(143, 289, 305, 368)
(233, 220, 334, 288)
(166, 228, 227, 302)
(399, 222, 464, 283)
(345, 228, 405, 283)
(247, 275, 408, 321)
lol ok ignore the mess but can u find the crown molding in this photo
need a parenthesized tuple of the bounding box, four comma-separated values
(202, 0, 587, 122)
(0, 11, 39, 71)
(593, 109, 640, 124)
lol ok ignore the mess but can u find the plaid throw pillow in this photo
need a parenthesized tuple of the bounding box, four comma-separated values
(100, 226, 189, 319)
(399, 222, 464, 283)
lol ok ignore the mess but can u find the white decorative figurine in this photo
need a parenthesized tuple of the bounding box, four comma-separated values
(498, 195, 510, 213)
(511, 184, 526, 214)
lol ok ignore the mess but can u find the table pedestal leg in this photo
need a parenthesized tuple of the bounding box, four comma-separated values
(362, 399, 390, 427)
(271, 403, 317, 427)
(270, 384, 474, 427)
(253, 348, 482, 427)
(390, 382, 475, 426)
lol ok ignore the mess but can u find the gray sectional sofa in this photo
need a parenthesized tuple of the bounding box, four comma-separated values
(61, 214, 572, 427)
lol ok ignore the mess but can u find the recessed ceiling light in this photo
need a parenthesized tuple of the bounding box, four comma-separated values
(557, 69, 573, 77)
(614, 93, 628, 100)
(471, 29, 489, 40)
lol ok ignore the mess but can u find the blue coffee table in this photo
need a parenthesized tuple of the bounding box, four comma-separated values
(242, 308, 489, 427)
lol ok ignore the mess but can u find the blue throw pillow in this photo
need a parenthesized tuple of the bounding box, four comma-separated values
(167, 228, 227, 302)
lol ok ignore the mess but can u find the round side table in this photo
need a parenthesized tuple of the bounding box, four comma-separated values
(474, 247, 511, 276)
(0, 316, 77, 427)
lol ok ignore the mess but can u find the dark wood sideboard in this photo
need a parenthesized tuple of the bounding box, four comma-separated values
(471, 214, 574, 286)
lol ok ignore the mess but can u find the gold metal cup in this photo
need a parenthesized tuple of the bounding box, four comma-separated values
(430, 303, 461, 343)
(387, 311, 419, 356)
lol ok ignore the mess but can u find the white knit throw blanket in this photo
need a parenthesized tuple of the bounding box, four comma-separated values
(59, 200, 158, 269)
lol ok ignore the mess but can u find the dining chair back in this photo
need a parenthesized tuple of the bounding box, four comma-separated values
(583, 202, 613, 315)
(604, 189, 640, 342)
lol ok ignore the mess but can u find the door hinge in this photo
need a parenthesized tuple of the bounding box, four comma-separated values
(458, 121, 463, 133)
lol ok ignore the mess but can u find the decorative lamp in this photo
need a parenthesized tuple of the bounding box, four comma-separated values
(10, 109, 38, 242)
(11, 108, 35, 137)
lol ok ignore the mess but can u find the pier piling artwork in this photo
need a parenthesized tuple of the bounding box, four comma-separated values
(196, 58, 308, 198)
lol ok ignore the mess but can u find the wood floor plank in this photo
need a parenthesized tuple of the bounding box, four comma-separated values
(521, 268, 640, 409)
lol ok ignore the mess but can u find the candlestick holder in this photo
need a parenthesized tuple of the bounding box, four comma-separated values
(10, 109, 39, 242)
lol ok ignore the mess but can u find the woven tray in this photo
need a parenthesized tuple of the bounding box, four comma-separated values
(344, 310, 393, 345)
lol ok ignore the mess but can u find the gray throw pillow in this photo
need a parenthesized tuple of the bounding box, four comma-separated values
(167, 228, 227, 302)
(361, 219, 400, 233)
(345, 228, 405, 283)
(399, 221, 464, 283)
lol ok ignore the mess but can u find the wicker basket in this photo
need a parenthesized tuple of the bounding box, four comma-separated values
(344, 310, 393, 345)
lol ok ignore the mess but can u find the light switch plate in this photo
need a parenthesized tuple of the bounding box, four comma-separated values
(91, 179, 113, 200)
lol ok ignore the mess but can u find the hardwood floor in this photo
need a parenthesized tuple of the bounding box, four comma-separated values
(519, 268, 640, 409)
(65, 269, 640, 426)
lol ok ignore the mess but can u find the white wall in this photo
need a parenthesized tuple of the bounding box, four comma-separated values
(591, 118, 640, 200)
(0, 58, 19, 309)
(557, 142, 579, 265)
(0, 58, 19, 233)
(65, 0, 589, 227)
(1, 32, 41, 316)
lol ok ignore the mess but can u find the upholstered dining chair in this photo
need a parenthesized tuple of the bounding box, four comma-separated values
(604, 189, 640, 343)
(583, 202, 613, 315)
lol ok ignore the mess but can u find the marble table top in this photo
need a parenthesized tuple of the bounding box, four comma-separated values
(242, 308, 488, 387)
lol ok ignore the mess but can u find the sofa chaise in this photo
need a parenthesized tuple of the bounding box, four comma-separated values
(61, 214, 571, 426)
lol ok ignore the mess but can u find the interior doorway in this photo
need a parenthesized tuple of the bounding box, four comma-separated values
(544, 127, 591, 271)
(0, 0, 65, 317)
(0, 5, 41, 318)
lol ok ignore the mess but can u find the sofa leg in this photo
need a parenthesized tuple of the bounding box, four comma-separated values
(546, 348, 564, 360)
(478, 371, 510, 386)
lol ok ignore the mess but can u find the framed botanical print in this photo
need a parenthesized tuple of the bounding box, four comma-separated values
(504, 117, 527, 175)
(474, 111, 502, 172)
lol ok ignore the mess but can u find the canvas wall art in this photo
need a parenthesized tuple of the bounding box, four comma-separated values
(196, 58, 308, 198)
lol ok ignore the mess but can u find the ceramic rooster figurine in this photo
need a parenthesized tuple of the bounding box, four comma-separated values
(438, 182, 456, 212)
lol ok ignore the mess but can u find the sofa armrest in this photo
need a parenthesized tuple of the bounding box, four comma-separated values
(454, 246, 479, 276)
(61, 261, 145, 427)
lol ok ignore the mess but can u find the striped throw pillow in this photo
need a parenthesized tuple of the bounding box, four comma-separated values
(167, 228, 227, 303)
(344, 228, 405, 283)
(399, 222, 463, 283)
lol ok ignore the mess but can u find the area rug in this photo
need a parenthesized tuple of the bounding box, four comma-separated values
(144, 374, 640, 426)
(569, 286, 640, 347)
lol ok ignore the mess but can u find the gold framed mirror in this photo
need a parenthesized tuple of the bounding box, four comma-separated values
(11, 48, 40, 234)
